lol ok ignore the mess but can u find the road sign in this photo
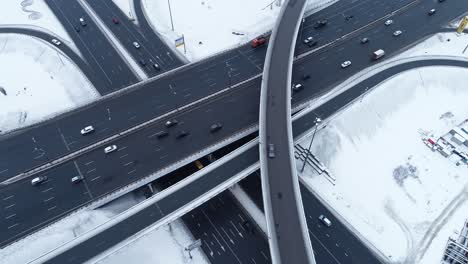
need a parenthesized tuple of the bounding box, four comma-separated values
(457, 16, 468, 34)
(175, 36, 185, 47)
(186, 239, 202, 251)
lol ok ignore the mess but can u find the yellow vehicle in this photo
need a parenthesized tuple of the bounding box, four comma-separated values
(195, 160, 204, 170)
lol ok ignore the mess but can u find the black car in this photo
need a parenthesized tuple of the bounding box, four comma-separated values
(345, 15, 354, 21)
(308, 40, 318, 47)
(155, 130, 168, 138)
(165, 119, 178, 127)
(140, 59, 146, 66)
(176, 130, 189, 139)
(313, 19, 328, 28)
(74, 26, 80, 32)
(210, 122, 223, 132)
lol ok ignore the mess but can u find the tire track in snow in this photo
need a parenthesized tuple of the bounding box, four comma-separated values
(21, 0, 42, 20)
(384, 200, 414, 264)
(407, 183, 468, 264)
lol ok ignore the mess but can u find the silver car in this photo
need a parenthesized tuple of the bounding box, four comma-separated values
(104, 145, 118, 154)
(80, 125, 94, 135)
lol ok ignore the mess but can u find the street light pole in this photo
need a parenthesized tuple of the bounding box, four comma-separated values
(300, 117, 321, 173)
(167, 0, 175, 31)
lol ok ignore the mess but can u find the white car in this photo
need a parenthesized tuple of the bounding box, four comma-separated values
(51, 39, 61, 46)
(318, 214, 332, 227)
(384, 19, 393, 26)
(104, 145, 118, 154)
(71, 175, 84, 183)
(31, 176, 47, 186)
(292, 83, 303, 91)
(80, 125, 94, 135)
(393, 30, 402, 37)
(303, 36, 313, 44)
(341, 60, 352, 68)
(133, 41, 140, 49)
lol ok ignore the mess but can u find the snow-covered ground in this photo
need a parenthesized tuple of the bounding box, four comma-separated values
(141, 0, 336, 61)
(0, 0, 77, 50)
(0, 34, 98, 133)
(0, 193, 144, 264)
(93, 219, 208, 264)
(298, 33, 468, 263)
(112, 0, 137, 22)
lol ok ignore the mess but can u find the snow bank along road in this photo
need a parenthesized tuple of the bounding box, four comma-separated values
(1, 0, 467, 248)
(0, 27, 105, 90)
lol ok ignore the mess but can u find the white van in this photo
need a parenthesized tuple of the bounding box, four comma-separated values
(319, 214, 332, 227)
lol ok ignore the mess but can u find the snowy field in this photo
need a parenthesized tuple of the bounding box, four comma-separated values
(0, 0, 77, 50)
(298, 33, 468, 263)
(0, 34, 98, 133)
(94, 219, 208, 264)
(140, 0, 336, 61)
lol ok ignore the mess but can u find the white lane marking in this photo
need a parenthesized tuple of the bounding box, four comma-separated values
(5, 214, 16, 219)
(8, 223, 19, 229)
(48, 206, 57, 211)
(3, 195, 14, 201)
(4, 203, 15, 209)
(44, 197, 55, 202)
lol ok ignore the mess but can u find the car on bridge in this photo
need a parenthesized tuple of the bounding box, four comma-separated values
(104, 145, 118, 154)
(31, 176, 47, 186)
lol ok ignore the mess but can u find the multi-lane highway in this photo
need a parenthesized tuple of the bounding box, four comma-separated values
(259, 0, 314, 263)
(2, 0, 468, 249)
(45, 0, 139, 93)
(83, 0, 184, 75)
(1, 0, 428, 181)
(183, 191, 271, 264)
(24, 56, 468, 263)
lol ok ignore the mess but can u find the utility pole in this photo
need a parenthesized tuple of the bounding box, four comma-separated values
(167, 0, 175, 31)
(301, 117, 321, 173)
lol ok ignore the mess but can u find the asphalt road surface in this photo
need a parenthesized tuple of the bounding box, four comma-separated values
(32, 56, 468, 261)
(240, 174, 381, 264)
(259, 0, 313, 263)
(2, 0, 468, 248)
(45, 0, 139, 93)
(39, 140, 259, 263)
(182, 191, 271, 264)
(84, 0, 184, 76)
(0, 0, 433, 180)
